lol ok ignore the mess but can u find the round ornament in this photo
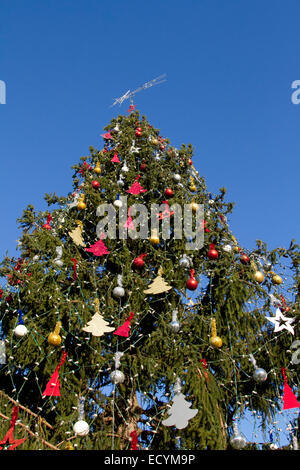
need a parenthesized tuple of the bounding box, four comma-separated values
(186, 270, 198, 290)
(112, 286, 125, 298)
(73, 420, 90, 437)
(149, 230, 160, 246)
(77, 201, 86, 210)
(132, 254, 146, 270)
(140, 162, 147, 172)
(164, 188, 173, 198)
(13, 324, 28, 338)
(110, 370, 125, 384)
(240, 253, 250, 265)
(272, 274, 282, 285)
(94, 163, 101, 174)
(91, 180, 100, 189)
(173, 173, 181, 183)
(223, 244, 232, 253)
(210, 336, 222, 348)
(48, 332, 62, 346)
(230, 434, 246, 450)
(254, 271, 264, 283)
(253, 368, 267, 383)
(208, 244, 218, 260)
(179, 254, 191, 268)
(190, 201, 199, 213)
(113, 199, 123, 208)
(263, 261, 272, 271)
(169, 320, 180, 333)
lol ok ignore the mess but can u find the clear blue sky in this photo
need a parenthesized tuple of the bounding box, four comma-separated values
(1, 0, 300, 258)
(0, 0, 299, 447)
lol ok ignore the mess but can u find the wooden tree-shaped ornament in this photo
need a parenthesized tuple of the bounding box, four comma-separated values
(68, 220, 86, 247)
(85, 233, 110, 256)
(82, 299, 115, 337)
(162, 378, 198, 429)
(143, 267, 172, 295)
(126, 175, 147, 195)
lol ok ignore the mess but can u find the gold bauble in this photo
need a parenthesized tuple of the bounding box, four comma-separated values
(65, 442, 74, 450)
(77, 201, 86, 210)
(233, 246, 240, 253)
(149, 233, 160, 245)
(189, 184, 197, 192)
(94, 163, 101, 174)
(210, 336, 222, 348)
(48, 332, 62, 346)
(190, 201, 199, 213)
(151, 138, 159, 146)
(272, 274, 282, 285)
(254, 271, 264, 283)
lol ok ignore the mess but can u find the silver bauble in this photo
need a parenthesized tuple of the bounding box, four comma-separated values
(253, 368, 267, 383)
(117, 178, 124, 187)
(169, 321, 180, 333)
(173, 173, 181, 182)
(230, 434, 246, 450)
(179, 254, 191, 268)
(223, 244, 232, 253)
(264, 261, 272, 271)
(112, 286, 125, 298)
(110, 370, 125, 384)
(113, 199, 123, 208)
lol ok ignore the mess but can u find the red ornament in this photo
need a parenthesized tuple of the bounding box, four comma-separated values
(186, 269, 198, 290)
(135, 127, 142, 137)
(282, 368, 300, 410)
(113, 312, 134, 338)
(0, 407, 26, 450)
(130, 431, 139, 450)
(140, 162, 147, 172)
(133, 254, 147, 270)
(91, 180, 100, 189)
(240, 253, 250, 265)
(208, 243, 218, 260)
(43, 352, 68, 397)
(42, 214, 53, 230)
(85, 238, 110, 256)
(164, 188, 173, 198)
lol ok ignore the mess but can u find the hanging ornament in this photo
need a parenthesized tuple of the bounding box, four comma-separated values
(209, 318, 222, 348)
(42, 214, 53, 230)
(169, 309, 180, 333)
(132, 254, 147, 270)
(110, 352, 125, 384)
(208, 243, 218, 260)
(149, 228, 160, 246)
(162, 377, 198, 429)
(48, 321, 62, 346)
(229, 421, 246, 450)
(117, 174, 125, 186)
(130, 431, 139, 450)
(123, 207, 135, 230)
(0, 406, 26, 450)
(265, 308, 295, 335)
(77, 194, 86, 210)
(121, 161, 129, 172)
(272, 274, 282, 285)
(281, 368, 300, 410)
(85, 237, 110, 257)
(53, 246, 63, 267)
(113, 312, 134, 338)
(70, 258, 78, 281)
(113, 194, 123, 208)
(82, 299, 114, 336)
(69, 221, 86, 247)
(164, 188, 173, 198)
(190, 200, 199, 213)
(42, 351, 67, 397)
(13, 310, 28, 338)
(144, 268, 172, 295)
(73, 397, 90, 436)
(179, 253, 192, 268)
(173, 173, 181, 183)
(129, 140, 141, 154)
(91, 180, 100, 189)
(249, 354, 267, 383)
(94, 162, 101, 174)
(189, 177, 197, 192)
(126, 175, 147, 195)
(254, 270, 264, 283)
(140, 161, 147, 172)
(186, 269, 198, 290)
(222, 244, 232, 253)
(263, 260, 272, 271)
(240, 253, 250, 265)
(135, 127, 142, 137)
(111, 151, 120, 163)
(113, 274, 125, 298)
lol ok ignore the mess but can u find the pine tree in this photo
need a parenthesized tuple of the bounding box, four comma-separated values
(0, 110, 299, 450)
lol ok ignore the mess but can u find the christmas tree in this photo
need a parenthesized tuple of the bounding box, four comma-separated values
(0, 109, 299, 450)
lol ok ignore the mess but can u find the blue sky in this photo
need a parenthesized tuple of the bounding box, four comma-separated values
(0, 0, 299, 447)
